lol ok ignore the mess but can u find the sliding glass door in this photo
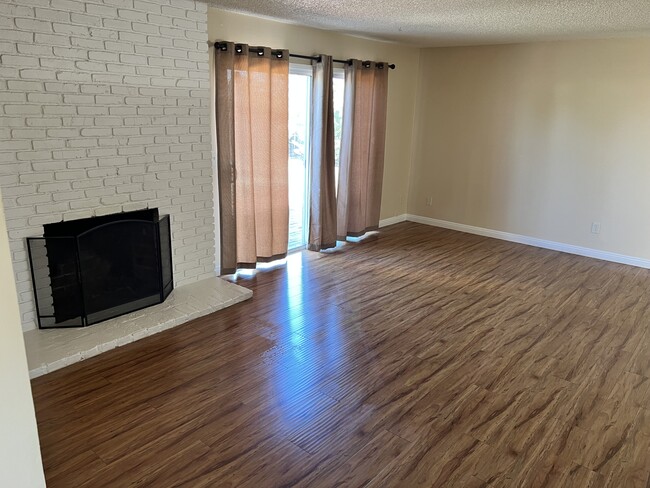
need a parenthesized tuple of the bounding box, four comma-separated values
(332, 69, 344, 193)
(287, 64, 345, 251)
(288, 65, 311, 250)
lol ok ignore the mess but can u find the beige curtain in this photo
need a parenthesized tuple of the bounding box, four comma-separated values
(308, 55, 337, 251)
(214, 42, 290, 274)
(337, 60, 389, 239)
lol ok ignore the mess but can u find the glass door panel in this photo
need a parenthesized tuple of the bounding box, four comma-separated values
(288, 68, 311, 250)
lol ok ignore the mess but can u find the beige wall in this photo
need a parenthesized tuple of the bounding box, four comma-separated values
(409, 39, 650, 259)
(0, 191, 45, 487)
(208, 8, 420, 220)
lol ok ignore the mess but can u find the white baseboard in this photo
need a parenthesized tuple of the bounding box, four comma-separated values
(379, 214, 407, 228)
(405, 214, 650, 270)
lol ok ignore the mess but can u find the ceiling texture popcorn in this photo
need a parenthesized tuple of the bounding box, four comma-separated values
(209, 0, 650, 46)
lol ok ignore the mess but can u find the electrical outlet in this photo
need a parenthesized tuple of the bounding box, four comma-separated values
(591, 222, 601, 234)
(426, 196, 433, 206)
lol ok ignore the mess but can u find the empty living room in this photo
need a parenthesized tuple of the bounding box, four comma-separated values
(3, 0, 650, 486)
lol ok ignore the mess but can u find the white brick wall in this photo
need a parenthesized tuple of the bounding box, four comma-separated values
(0, 0, 216, 331)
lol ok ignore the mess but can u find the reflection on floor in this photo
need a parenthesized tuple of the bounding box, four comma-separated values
(31, 222, 650, 487)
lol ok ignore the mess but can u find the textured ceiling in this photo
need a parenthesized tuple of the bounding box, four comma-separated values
(208, 0, 650, 46)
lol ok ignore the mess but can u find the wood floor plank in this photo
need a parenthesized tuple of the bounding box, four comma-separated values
(31, 222, 650, 487)
(290, 429, 411, 488)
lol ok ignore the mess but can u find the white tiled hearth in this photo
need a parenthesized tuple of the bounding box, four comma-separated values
(24, 277, 252, 378)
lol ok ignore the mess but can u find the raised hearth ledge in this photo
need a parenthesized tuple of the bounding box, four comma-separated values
(24, 277, 252, 378)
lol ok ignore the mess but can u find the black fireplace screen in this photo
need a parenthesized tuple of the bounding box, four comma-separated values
(27, 209, 173, 329)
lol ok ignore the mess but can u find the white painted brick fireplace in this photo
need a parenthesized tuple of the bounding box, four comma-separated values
(0, 0, 218, 331)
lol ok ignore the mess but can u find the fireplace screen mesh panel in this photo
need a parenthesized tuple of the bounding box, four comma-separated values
(27, 210, 173, 329)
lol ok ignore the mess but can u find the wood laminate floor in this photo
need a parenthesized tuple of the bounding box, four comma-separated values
(31, 222, 650, 487)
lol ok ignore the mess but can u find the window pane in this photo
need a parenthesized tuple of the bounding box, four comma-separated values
(332, 75, 344, 194)
(288, 72, 311, 250)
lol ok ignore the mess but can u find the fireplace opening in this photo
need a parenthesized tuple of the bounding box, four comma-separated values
(27, 209, 173, 329)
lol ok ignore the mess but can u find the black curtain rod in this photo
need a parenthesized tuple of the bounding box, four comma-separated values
(213, 42, 396, 70)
